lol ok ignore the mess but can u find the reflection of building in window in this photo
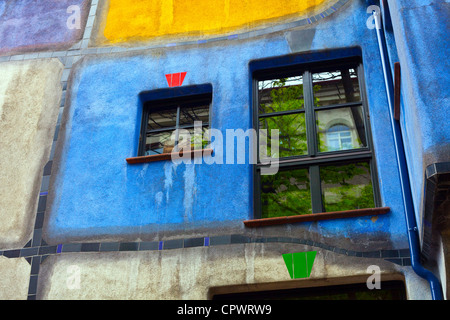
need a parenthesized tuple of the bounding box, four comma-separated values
(254, 58, 378, 219)
(312, 69, 360, 106)
(315, 106, 366, 152)
(326, 124, 353, 151)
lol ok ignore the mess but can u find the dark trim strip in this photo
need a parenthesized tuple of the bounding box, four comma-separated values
(243, 207, 390, 227)
(257, 150, 372, 169)
(3, 230, 410, 266)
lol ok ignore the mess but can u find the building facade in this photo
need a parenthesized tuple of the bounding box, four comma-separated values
(0, 0, 449, 300)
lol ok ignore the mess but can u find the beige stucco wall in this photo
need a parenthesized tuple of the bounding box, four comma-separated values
(0, 256, 31, 300)
(36, 243, 431, 300)
(0, 59, 63, 250)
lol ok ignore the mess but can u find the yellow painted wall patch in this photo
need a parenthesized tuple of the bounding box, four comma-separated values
(103, 0, 328, 43)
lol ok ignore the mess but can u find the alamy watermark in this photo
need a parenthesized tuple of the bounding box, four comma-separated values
(66, 5, 81, 30)
(366, 5, 381, 30)
(164, 121, 280, 175)
(366, 265, 382, 290)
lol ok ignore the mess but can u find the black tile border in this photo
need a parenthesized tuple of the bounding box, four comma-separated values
(2, 234, 412, 261)
(81, 243, 100, 252)
(100, 242, 120, 252)
(119, 242, 139, 251)
(183, 237, 205, 248)
(1, 232, 412, 300)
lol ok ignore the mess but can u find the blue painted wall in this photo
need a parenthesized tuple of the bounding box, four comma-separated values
(385, 0, 450, 228)
(46, 1, 410, 247)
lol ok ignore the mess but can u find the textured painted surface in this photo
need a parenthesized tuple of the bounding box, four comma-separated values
(37, 244, 427, 299)
(0, 257, 31, 300)
(0, 0, 91, 55)
(45, 1, 409, 249)
(0, 59, 63, 249)
(102, 0, 329, 43)
(385, 0, 450, 229)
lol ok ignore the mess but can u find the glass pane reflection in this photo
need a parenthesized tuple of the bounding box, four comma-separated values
(261, 168, 312, 218)
(144, 131, 176, 155)
(313, 68, 360, 107)
(147, 107, 178, 131)
(321, 162, 375, 212)
(259, 113, 308, 159)
(258, 76, 304, 114)
(316, 106, 366, 152)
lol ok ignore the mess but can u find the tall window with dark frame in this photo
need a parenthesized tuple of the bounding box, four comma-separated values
(139, 93, 211, 156)
(255, 58, 379, 219)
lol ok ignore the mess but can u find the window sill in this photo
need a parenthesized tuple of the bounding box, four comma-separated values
(243, 207, 390, 228)
(126, 148, 213, 164)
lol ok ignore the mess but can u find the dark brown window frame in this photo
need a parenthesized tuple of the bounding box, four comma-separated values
(127, 84, 213, 164)
(251, 56, 383, 226)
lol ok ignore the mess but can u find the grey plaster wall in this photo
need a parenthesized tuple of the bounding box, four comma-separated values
(36, 243, 429, 300)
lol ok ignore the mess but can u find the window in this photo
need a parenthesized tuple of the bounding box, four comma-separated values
(137, 86, 212, 157)
(254, 58, 379, 219)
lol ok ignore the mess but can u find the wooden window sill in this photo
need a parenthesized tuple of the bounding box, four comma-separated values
(243, 207, 390, 228)
(126, 148, 213, 164)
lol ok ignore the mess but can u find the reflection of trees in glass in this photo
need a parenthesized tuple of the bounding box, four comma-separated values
(261, 168, 312, 218)
(259, 78, 304, 113)
(258, 76, 375, 217)
(260, 113, 307, 158)
(321, 162, 375, 212)
(259, 78, 320, 158)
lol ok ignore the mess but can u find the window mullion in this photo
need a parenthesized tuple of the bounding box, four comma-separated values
(303, 71, 318, 157)
(254, 168, 262, 219)
(255, 77, 262, 164)
(357, 63, 373, 150)
(174, 105, 181, 151)
(309, 165, 323, 213)
(304, 71, 324, 213)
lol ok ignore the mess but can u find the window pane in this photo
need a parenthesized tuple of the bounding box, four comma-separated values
(261, 168, 312, 218)
(178, 104, 210, 126)
(316, 106, 367, 152)
(320, 162, 375, 212)
(313, 68, 360, 106)
(177, 127, 210, 150)
(147, 107, 178, 131)
(259, 113, 307, 159)
(258, 76, 304, 114)
(144, 131, 176, 155)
